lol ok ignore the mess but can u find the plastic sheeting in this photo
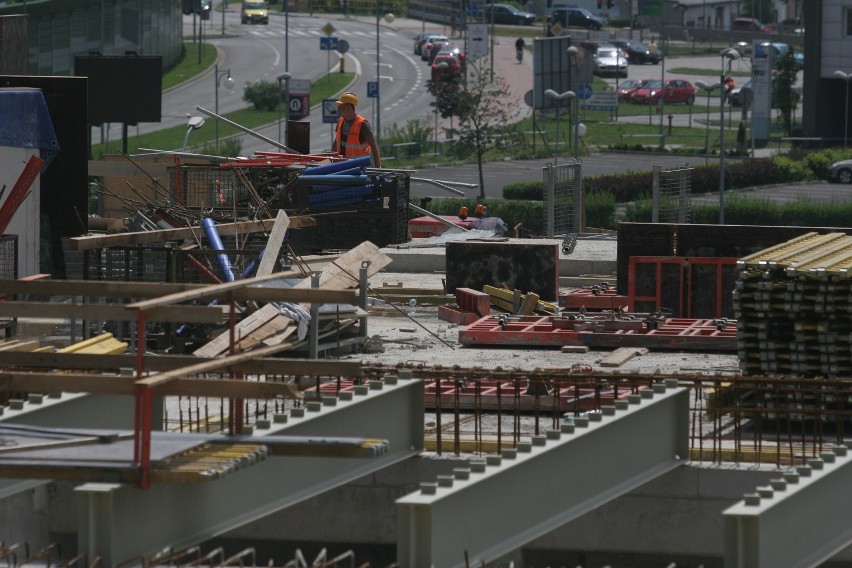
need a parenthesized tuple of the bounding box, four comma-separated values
(0, 90, 60, 169)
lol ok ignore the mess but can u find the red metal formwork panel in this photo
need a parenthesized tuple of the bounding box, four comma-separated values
(458, 314, 737, 351)
(627, 256, 738, 319)
(560, 287, 630, 310)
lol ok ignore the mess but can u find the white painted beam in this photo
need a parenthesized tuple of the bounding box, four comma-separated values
(396, 381, 689, 568)
(724, 443, 852, 568)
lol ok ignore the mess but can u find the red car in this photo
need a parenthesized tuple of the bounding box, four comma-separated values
(616, 78, 651, 101)
(431, 53, 462, 81)
(629, 79, 696, 105)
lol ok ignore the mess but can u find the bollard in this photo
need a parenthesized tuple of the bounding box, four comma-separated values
(339, 56, 345, 73)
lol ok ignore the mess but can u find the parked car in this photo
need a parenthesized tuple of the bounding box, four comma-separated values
(729, 79, 752, 107)
(421, 35, 449, 61)
(610, 39, 662, 64)
(414, 32, 442, 56)
(616, 79, 652, 101)
(830, 158, 852, 184)
(481, 4, 537, 26)
(548, 7, 605, 30)
(732, 17, 773, 33)
(630, 79, 696, 105)
(593, 46, 628, 78)
(241, 1, 269, 24)
(431, 53, 463, 81)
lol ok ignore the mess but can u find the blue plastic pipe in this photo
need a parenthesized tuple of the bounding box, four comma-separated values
(201, 217, 234, 282)
(302, 155, 371, 175)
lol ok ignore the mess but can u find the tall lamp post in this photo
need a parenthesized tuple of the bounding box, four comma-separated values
(214, 64, 235, 150)
(567, 46, 579, 152)
(833, 70, 852, 149)
(695, 80, 720, 164)
(277, 72, 291, 147)
(718, 47, 739, 224)
(545, 89, 577, 166)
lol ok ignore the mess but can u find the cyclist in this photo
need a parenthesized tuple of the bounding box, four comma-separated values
(515, 37, 526, 63)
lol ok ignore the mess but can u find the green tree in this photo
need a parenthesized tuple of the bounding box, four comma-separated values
(442, 66, 523, 198)
(773, 49, 800, 135)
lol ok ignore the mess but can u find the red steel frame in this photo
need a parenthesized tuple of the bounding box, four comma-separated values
(627, 256, 738, 319)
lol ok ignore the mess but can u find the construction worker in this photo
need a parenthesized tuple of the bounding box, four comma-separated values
(332, 92, 382, 167)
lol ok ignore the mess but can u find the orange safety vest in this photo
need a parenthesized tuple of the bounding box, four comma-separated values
(335, 115, 371, 158)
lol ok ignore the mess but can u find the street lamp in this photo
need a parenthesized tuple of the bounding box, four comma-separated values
(182, 115, 206, 151)
(695, 80, 720, 163)
(214, 64, 235, 150)
(718, 47, 740, 224)
(833, 70, 852, 149)
(545, 89, 577, 166)
(277, 72, 291, 147)
(567, 46, 579, 153)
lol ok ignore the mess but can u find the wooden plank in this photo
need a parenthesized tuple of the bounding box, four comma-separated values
(294, 241, 392, 291)
(0, 301, 227, 324)
(136, 343, 299, 388)
(0, 373, 301, 398)
(0, 352, 361, 376)
(67, 217, 316, 251)
(234, 315, 292, 352)
(193, 303, 280, 358)
(57, 334, 119, 354)
(0, 340, 41, 352)
(560, 345, 590, 353)
(483, 285, 558, 315)
(0, 279, 209, 297)
(599, 347, 650, 367)
(518, 292, 540, 316)
(254, 210, 290, 277)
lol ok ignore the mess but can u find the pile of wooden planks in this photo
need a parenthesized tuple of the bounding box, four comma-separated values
(736, 232, 852, 376)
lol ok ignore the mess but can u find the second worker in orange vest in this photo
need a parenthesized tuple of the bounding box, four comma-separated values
(332, 92, 382, 167)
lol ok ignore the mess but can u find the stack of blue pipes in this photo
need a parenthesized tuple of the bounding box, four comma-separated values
(298, 156, 378, 209)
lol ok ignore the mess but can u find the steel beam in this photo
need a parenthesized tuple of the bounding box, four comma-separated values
(724, 443, 852, 568)
(396, 380, 689, 568)
(75, 373, 423, 566)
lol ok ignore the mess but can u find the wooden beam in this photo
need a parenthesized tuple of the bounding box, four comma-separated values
(0, 279, 209, 297)
(254, 210, 290, 277)
(0, 301, 227, 323)
(67, 217, 316, 251)
(0, 352, 361, 376)
(0, 372, 301, 398)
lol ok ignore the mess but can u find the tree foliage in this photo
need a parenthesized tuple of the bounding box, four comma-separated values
(428, 65, 523, 197)
(773, 49, 800, 136)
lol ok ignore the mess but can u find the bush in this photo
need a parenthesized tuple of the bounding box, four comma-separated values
(585, 191, 616, 229)
(503, 181, 543, 200)
(243, 80, 281, 111)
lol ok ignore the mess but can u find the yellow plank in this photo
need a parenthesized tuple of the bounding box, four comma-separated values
(57, 334, 116, 354)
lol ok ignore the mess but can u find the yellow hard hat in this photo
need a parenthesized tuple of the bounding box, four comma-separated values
(336, 92, 359, 106)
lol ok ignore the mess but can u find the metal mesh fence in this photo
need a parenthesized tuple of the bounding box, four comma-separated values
(652, 163, 693, 223)
(543, 162, 581, 237)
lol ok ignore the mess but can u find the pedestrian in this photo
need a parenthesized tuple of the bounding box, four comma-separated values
(515, 36, 526, 63)
(332, 92, 382, 167)
(724, 75, 735, 104)
(450, 13, 458, 38)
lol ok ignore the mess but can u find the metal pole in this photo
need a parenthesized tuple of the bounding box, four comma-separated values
(221, 0, 226, 35)
(376, 1, 381, 143)
(215, 63, 220, 148)
(719, 57, 726, 224)
(659, 54, 665, 148)
(846, 79, 850, 150)
(285, 1, 289, 73)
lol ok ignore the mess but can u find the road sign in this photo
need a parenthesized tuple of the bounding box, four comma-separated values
(289, 94, 309, 119)
(322, 22, 336, 36)
(320, 37, 339, 51)
(337, 39, 350, 54)
(367, 81, 379, 98)
(577, 82, 593, 100)
(322, 98, 339, 124)
(288, 79, 310, 95)
(582, 91, 617, 111)
(467, 23, 488, 60)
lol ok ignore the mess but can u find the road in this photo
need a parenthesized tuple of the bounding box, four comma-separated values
(103, 11, 831, 204)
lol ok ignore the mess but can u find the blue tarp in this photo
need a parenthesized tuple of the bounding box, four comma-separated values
(0, 90, 60, 169)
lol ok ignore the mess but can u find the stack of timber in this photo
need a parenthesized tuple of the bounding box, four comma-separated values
(735, 232, 852, 376)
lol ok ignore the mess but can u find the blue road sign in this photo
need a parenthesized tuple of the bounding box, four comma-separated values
(320, 37, 339, 51)
(367, 81, 379, 98)
(322, 98, 339, 124)
(577, 82, 593, 100)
